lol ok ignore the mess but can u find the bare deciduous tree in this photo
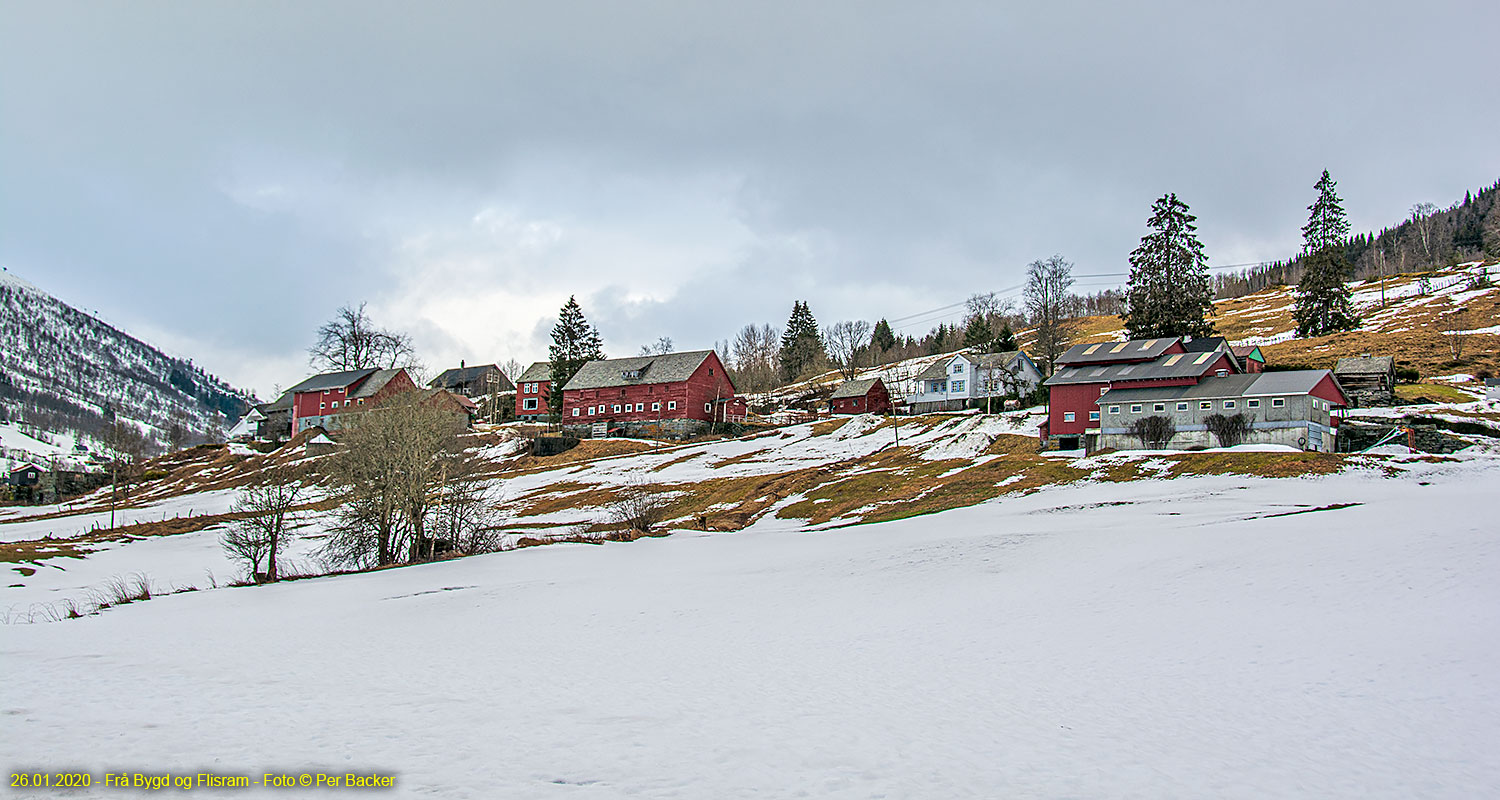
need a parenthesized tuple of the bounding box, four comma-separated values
(1024, 255, 1080, 376)
(731, 323, 780, 393)
(309, 302, 417, 372)
(608, 480, 672, 537)
(823, 320, 872, 380)
(1410, 202, 1438, 267)
(639, 337, 674, 356)
(1442, 307, 1470, 361)
(223, 467, 304, 582)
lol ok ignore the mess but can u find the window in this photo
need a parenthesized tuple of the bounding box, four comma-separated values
(1100, 387, 1108, 395)
(1088, 410, 1099, 421)
(1224, 400, 1236, 409)
(1272, 397, 1285, 408)
(357, 399, 364, 405)
(952, 380, 965, 392)
(523, 398, 539, 411)
(331, 401, 339, 408)
(612, 404, 622, 413)
(635, 403, 644, 412)
(1063, 412, 1075, 422)
(668, 401, 677, 410)
(652, 402, 661, 412)
(1108, 405, 1120, 414)
(571, 408, 580, 417)
(1247, 399, 1260, 409)
(704, 403, 712, 413)
(1177, 402, 1188, 411)
(1153, 403, 1165, 412)
(1130, 404, 1142, 413)
(854, 398, 862, 406)
(1200, 401, 1212, 410)
(952, 363, 963, 374)
(320, 402, 326, 409)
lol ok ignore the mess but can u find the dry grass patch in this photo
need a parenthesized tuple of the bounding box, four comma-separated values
(1396, 383, 1480, 404)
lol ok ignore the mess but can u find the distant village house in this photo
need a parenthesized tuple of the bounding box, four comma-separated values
(906, 350, 1042, 413)
(829, 377, 891, 415)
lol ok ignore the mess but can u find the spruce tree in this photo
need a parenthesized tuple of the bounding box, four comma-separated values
(547, 296, 604, 422)
(995, 321, 1018, 352)
(1293, 170, 1359, 337)
(870, 318, 896, 356)
(1121, 193, 1216, 339)
(778, 301, 824, 381)
(963, 314, 993, 351)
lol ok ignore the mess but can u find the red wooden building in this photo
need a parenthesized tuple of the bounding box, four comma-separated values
(562, 350, 738, 426)
(1041, 337, 1240, 450)
(515, 362, 551, 420)
(288, 367, 417, 435)
(829, 377, 891, 415)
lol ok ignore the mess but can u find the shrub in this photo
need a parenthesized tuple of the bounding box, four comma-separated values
(608, 482, 672, 535)
(1128, 416, 1176, 448)
(1204, 413, 1254, 448)
(1395, 367, 1421, 384)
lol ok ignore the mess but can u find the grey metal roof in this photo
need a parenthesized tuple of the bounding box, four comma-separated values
(349, 368, 407, 399)
(831, 377, 883, 399)
(563, 350, 721, 391)
(915, 359, 953, 380)
(1487, 378, 1500, 388)
(1056, 337, 1179, 365)
(1046, 349, 1235, 386)
(286, 368, 378, 394)
(972, 350, 1028, 370)
(1093, 370, 1339, 406)
(429, 364, 514, 392)
(258, 391, 293, 413)
(1334, 355, 1395, 375)
(1181, 336, 1229, 353)
(517, 361, 551, 383)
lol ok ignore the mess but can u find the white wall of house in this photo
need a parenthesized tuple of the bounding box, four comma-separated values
(906, 353, 1041, 407)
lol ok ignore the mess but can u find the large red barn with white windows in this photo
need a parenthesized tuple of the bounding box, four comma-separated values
(562, 350, 738, 429)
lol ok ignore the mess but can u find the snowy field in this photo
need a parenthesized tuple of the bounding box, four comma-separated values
(4, 452, 1498, 798)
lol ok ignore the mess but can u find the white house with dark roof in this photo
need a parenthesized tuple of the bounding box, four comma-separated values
(905, 350, 1042, 413)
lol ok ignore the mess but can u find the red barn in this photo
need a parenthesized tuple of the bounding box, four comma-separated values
(829, 377, 891, 415)
(562, 350, 738, 432)
(288, 367, 417, 435)
(515, 362, 551, 421)
(1042, 337, 1241, 451)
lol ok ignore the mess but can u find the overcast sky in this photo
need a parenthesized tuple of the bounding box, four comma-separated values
(3, 1, 1497, 397)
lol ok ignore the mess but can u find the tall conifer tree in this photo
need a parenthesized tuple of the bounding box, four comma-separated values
(1293, 170, 1359, 336)
(547, 296, 604, 422)
(778, 301, 824, 381)
(870, 318, 896, 357)
(1121, 193, 1216, 339)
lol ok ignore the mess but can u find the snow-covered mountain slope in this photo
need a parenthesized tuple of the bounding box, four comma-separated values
(0, 269, 255, 449)
(3, 448, 1497, 798)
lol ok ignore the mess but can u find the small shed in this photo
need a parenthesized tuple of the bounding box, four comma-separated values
(829, 377, 892, 415)
(1486, 378, 1500, 402)
(7, 463, 43, 487)
(304, 432, 337, 457)
(1232, 345, 1266, 373)
(1333, 355, 1396, 407)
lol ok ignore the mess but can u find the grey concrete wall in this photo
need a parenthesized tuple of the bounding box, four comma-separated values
(1098, 391, 1336, 452)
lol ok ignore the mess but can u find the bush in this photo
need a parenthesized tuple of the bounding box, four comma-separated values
(608, 482, 672, 535)
(1395, 367, 1421, 384)
(1204, 413, 1254, 448)
(1128, 416, 1176, 448)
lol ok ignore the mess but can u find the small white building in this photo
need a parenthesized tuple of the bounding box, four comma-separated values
(906, 350, 1043, 413)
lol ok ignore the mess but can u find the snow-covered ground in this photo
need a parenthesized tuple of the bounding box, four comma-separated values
(3, 450, 1498, 798)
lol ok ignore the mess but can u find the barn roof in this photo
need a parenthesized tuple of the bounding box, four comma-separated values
(831, 377, 884, 399)
(1056, 337, 1179, 366)
(258, 391, 293, 413)
(517, 362, 551, 383)
(1334, 355, 1394, 375)
(563, 351, 720, 391)
(429, 364, 512, 392)
(349, 368, 408, 400)
(972, 350, 1028, 370)
(287, 368, 378, 394)
(1046, 349, 1234, 386)
(1093, 370, 1339, 405)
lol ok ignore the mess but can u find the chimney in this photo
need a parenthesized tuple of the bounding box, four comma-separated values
(460, 359, 465, 369)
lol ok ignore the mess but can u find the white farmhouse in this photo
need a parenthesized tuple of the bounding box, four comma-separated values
(905, 350, 1043, 413)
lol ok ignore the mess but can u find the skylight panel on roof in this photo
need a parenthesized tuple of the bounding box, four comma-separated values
(1139, 340, 1155, 350)
(1164, 354, 1184, 366)
(1110, 343, 1128, 353)
(1083, 344, 1101, 355)
(1194, 352, 1214, 364)
(1090, 368, 1106, 376)
(1118, 366, 1135, 374)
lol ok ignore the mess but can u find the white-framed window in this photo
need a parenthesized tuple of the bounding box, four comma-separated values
(1272, 397, 1285, 408)
(1108, 405, 1120, 414)
(357, 399, 364, 405)
(586, 405, 595, 415)
(1153, 403, 1165, 412)
(952, 380, 965, 392)
(1224, 400, 1236, 409)
(1088, 410, 1099, 421)
(331, 401, 339, 408)
(320, 402, 326, 409)
(523, 398, 539, 411)
(1247, 399, 1260, 409)
(1177, 402, 1188, 411)
(952, 363, 964, 374)
(612, 404, 622, 413)
(668, 401, 677, 410)
(635, 403, 644, 412)
(1063, 411, 1075, 422)
(1100, 387, 1108, 395)
(1130, 404, 1142, 413)
(1200, 401, 1212, 410)
(704, 403, 712, 413)
(652, 402, 661, 412)
(571, 408, 579, 417)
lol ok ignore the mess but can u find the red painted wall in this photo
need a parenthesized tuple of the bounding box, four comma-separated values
(1047, 352, 1238, 437)
(516, 379, 552, 417)
(830, 382, 891, 415)
(563, 352, 738, 423)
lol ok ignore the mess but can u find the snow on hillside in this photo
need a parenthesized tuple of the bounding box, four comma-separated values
(0, 268, 256, 449)
(3, 450, 1497, 798)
